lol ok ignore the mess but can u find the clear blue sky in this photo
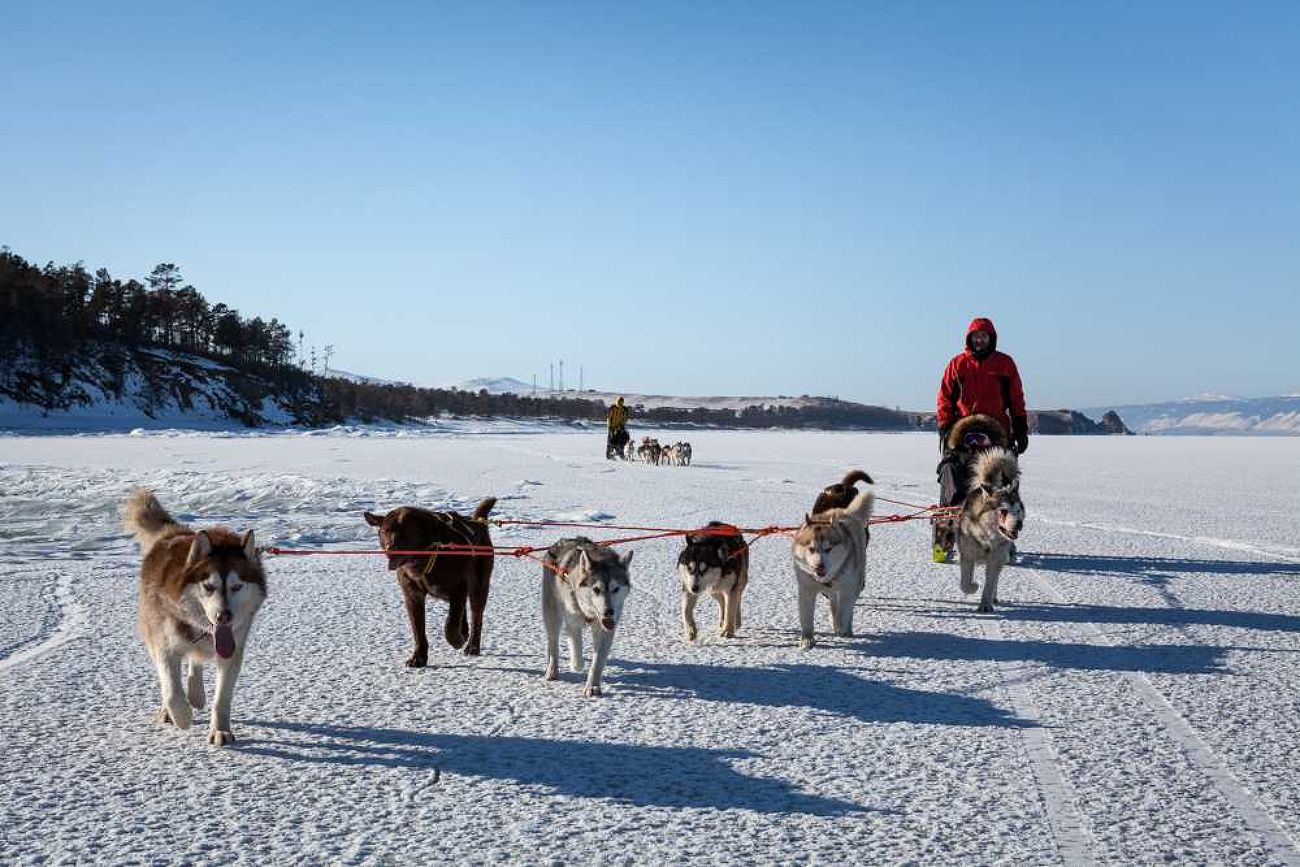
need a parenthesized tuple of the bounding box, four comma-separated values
(4, 1, 1298, 409)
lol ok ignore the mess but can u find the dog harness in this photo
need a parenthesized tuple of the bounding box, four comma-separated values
(419, 513, 488, 579)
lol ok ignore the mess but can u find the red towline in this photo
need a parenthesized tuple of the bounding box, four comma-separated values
(262, 501, 959, 562)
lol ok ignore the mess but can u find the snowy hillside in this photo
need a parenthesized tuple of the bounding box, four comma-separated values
(0, 345, 319, 431)
(1085, 395, 1300, 435)
(2, 429, 1299, 864)
(454, 377, 820, 411)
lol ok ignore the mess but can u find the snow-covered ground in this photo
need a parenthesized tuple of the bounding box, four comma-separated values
(2, 428, 1299, 865)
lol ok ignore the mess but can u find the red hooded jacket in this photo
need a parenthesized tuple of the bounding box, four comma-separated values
(936, 317, 1027, 436)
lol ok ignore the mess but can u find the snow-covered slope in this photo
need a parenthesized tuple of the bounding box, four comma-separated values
(1084, 395, 1300, 435)
(0, 345, 311, 431)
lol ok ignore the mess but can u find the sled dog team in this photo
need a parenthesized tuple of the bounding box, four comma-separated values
(126, 431, 1023, 745)
(631, 437, 691, 465)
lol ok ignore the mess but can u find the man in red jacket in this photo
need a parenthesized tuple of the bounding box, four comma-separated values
(932, 317, 1029, 561)
(937, 317, 1028, 451)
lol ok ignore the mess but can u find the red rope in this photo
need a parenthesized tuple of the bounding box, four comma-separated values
(263, 504, 959, 565)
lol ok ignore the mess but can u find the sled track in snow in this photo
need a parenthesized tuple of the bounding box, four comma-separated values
(0, 570, 84, 673)
(1024, 572, 1300, 865)
(1036, 518, 1300, 565)
(979, 617, 1096, 867)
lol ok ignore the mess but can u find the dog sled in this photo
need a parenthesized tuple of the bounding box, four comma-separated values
(932, 414, 1012, 563)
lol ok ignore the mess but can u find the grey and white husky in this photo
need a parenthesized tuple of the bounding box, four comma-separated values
(791, 486, 874, 649)
(542, 538, 633, 697)
(958, 447, 1025, 612)
(126, 489, 267, 746)
(676, 522, 749, 641)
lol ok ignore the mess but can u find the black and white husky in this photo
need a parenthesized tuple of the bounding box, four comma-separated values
(958, 448, 1025, 612)
(676, 523, 748, 641)
(791, 487, 874, 649)
(541, 538, 633, 697)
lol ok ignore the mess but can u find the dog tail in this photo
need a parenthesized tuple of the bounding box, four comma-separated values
(124, 488, 183, 555)
(845, 486, 875, 522)
(839, 469, 874, 488)
(473, 497, 498, 520)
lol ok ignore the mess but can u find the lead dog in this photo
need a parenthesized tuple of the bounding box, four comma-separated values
(542, 538, 633, 697)
(363, 497, 496, 666)
(791, 486, 874, 649)
(958, 448, 1024, 612)
(676, 522, 748, 641)
(126, 489, 267, 746)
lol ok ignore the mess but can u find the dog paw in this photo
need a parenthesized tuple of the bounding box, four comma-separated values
(582, 685, 603, 698)
(543, 662, 558, 681)
(835, 629, 854, 638)
(977, 602, 995, 613)
(568, 658, 584, 673)
(684, 626, 697, 642)
(461, 644, 481, 657)
(960, 581, 979, 594)
(167, 701, 193, 730)
(154, 706, 173, 725)
(798, 636, 815, 650)
(405, 653, 428, 668)
(208, 728, 236, 747)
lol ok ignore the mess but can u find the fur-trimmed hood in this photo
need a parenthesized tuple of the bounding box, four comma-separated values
(947, 413, 1010, 452)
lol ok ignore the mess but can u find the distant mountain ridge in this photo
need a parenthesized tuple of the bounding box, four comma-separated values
(1082, 395, 1300, 436)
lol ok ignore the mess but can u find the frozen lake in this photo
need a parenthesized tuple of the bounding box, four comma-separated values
(2, 427, 1298, 865)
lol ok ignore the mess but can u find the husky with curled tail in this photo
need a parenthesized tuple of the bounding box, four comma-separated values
(126, 489, 267, 746)
(957, 448, 1025, 612)
(791, 485, 874, 649)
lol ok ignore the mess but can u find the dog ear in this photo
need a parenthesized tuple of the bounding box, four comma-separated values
(619, 549, 634, 569)
(186, 530, 212, 566)
(363, 511, 385, 527)
(241, 529, 260, 564)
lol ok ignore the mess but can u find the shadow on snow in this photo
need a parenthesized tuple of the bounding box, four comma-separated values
(238, 719, 865, 816)
(615, 661, 1030, 729)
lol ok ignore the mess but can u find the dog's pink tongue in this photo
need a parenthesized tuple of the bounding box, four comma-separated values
(214, 624, 235, 659)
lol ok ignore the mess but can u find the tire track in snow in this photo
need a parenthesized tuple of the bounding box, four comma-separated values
(978, 618, 1096, 867)
(0, 570, 84, 672)
(1023, 571, 1300, 865)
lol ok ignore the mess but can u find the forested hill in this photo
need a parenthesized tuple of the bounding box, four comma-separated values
(1, 248, 1121, 433)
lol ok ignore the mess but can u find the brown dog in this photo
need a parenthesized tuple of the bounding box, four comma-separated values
(363, 497, 496, 667)
(813, 469, 874, 544)
(813, 470, 874, 513)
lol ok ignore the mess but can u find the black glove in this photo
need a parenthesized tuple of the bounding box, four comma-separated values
(1011, 416, 1029, 455)
(938, 425, 952, 455)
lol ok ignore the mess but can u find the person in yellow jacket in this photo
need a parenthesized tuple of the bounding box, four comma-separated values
(606, 397, 630, 459)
